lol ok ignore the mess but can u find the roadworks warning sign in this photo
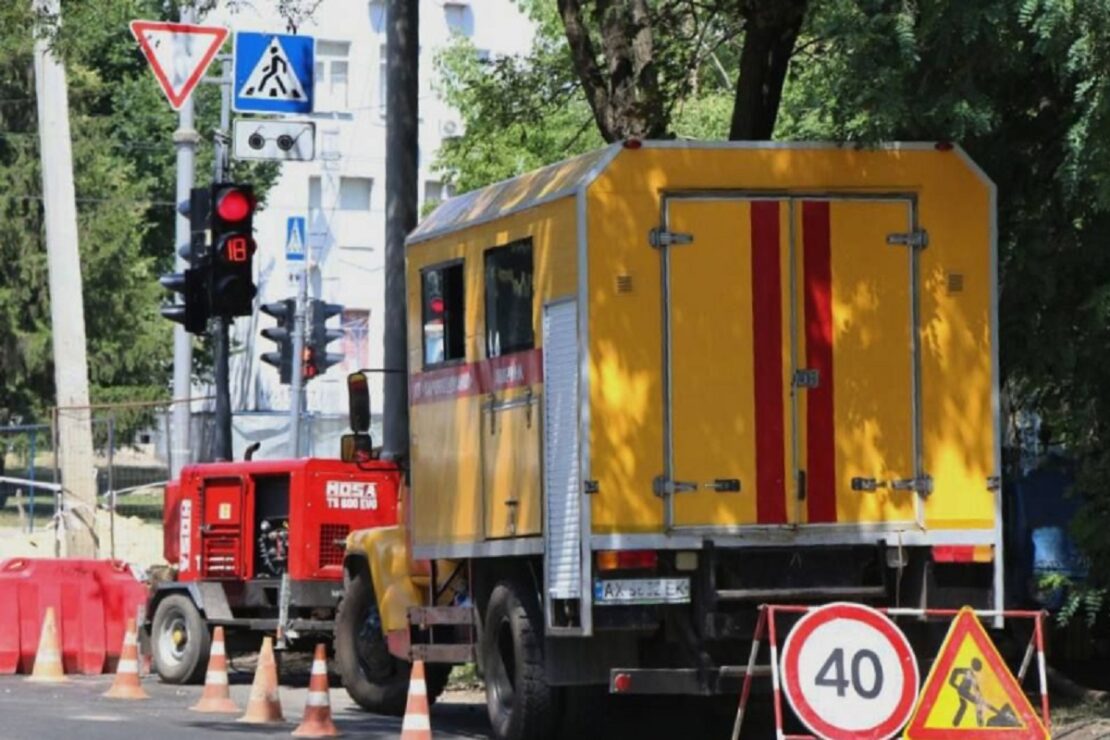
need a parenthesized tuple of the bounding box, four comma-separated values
(903, 607, 1048, 739)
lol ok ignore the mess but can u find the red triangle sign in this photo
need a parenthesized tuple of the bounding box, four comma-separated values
(904, 608, 1048, 738)
(129, 20, 228, 110)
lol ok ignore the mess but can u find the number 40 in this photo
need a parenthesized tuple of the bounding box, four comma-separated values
(815, 648, 883, 699)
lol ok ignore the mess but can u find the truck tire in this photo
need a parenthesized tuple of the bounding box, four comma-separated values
(482, 579, 558, 740)
(335, 568, 447, 715)
(151, 593, 210, 685)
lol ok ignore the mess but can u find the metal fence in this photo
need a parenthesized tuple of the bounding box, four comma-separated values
(0, 401, 350, 568)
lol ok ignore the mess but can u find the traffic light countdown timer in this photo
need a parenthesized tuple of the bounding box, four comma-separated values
(160, 183, 258, 333)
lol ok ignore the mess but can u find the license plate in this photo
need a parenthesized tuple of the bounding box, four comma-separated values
(594, 578, 691, 605)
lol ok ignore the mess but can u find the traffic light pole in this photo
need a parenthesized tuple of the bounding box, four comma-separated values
(288, 267, 309, 457)
(171, 4, 197, 476)
(211, 56, 233, 462)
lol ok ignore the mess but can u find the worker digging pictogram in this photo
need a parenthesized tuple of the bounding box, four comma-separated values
(241, 37, 307, 101)
(947, 657, 1021, 727)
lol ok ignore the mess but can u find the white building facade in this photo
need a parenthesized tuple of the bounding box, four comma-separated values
(202, 0, 534, 452)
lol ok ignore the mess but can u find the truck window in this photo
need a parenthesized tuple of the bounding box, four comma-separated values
(484, 239, 534, 358)
(422, 261, 465, 367)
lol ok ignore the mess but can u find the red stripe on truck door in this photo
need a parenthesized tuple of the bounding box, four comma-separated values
(802, 201, 837, 523)
(751, 201, 786, 524)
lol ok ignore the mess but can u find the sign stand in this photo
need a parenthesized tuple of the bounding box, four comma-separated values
(730, 605, 1050, 740)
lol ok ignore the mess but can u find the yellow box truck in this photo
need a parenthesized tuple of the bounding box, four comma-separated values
(335, 141, 1001, 740)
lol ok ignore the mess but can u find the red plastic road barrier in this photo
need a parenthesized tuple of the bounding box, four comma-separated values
(0, 558, 149, 675)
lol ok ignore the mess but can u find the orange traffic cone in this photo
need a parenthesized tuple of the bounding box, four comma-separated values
(27, 607, 67, 683)
(292, 643, 341, 737)
(103, 618, 149, 699)
(238, 636, 284, 724)
(400, 660, 432, 740)
(191, 626, 238, 713)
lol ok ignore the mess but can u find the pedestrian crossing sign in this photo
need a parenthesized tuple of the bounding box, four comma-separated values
(903, 608, 1048, 739)
(233, 31, 314, 114)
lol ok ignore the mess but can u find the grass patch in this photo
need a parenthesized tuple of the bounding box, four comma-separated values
(447, 663, 482, 691)
(113, 491, 164, 523)
(0, 495, 55, 530)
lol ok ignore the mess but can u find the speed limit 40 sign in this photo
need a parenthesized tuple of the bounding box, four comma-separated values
(780, 603, 919, 740)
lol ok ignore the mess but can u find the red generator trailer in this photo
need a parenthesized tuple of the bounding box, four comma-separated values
(147, 456, 400, 683)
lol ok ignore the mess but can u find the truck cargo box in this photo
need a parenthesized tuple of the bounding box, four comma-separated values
(403, 141, 1000, 629)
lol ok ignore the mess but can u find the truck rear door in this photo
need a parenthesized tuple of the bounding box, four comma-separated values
(659, 195, 921, 531)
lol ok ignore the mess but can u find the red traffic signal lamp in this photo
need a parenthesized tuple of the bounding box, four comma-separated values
(209, 183, 257, 317)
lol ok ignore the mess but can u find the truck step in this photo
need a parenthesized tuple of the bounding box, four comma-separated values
(408, 605, 476, 627)
(715, 585, 886, 602)
(410, 643, 476, 663)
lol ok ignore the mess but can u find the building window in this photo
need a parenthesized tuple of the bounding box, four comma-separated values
(444, 2, 472, 36)
(308, 176, 322, 211)
(341, 310, 370, 371)
(339, 177, 373, 211)
(484, 239, 534, 358)
(314, 40, 350, 111)
(423, 180, 454, 209)
(422, 261, 465, 367)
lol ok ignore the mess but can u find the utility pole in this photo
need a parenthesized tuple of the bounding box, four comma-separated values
(171, 4, 198, 476)
(382, 0, 419, 462)
(211, 56, 233, 462)
(33, 0, 97, 556)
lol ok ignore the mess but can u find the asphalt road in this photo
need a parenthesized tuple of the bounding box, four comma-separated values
(0, 673, 491, 740)
(0, 664, 765, 739)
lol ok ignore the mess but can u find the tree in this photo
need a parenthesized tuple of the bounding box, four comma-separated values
(555, 0, 808, 141)
(0, 0, 276, 422)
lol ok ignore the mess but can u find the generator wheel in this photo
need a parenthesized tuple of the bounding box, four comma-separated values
(151, 593, 210, 684)
(336, 567, 448, 715)
(482, 579, 558, 740)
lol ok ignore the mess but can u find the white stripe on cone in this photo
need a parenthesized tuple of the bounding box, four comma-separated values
(211, 642, 226, 656)
(123, 633, 137, 647)
(36, 651, 61, 662)
(402, 714, 431, 731)
(116, 660, 139, 674)
(205, 671, 229, 685)
(305, 691, 330, 707)
(310, 659, 327, 676)
(408, 680, 427, 696)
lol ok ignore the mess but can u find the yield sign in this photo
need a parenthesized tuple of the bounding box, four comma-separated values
(903, 607, 1049, 738)
(129, 20, 228, 110)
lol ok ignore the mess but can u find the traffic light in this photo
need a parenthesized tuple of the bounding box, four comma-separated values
(159, 187, 211, 334)
(209, 183, 257, 317)
(260, 299, 295, 384)
(304, 299, 344, 381)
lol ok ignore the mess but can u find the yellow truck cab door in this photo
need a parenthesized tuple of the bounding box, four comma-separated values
(658, 195, 923, 532)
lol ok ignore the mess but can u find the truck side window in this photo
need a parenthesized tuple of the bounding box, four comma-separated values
(422, 261, 465, 367)
(484, 239, 534, 358)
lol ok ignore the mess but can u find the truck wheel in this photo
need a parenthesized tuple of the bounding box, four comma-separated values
(335, 568, 448, 715)
(151, 594, 210, 684)
(482, 579, 558, 740)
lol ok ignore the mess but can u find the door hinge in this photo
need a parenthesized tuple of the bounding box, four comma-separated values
(886, 229, 929, 249)
(649, 227, 694, 249)
(793, 368, 820, 389)
(584, 480, 600, 495)
(986, 475, 1001, 492)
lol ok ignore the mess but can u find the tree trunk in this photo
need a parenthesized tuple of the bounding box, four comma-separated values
(729, 0, 808, 141)
(557, 0, 668, 142)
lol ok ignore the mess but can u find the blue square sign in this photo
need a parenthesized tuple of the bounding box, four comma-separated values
(233, 31, 314, 114)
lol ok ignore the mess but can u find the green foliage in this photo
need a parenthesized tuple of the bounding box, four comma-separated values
(0, 0, 276, 423)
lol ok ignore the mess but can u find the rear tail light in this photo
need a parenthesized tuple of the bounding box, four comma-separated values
(597, 549, 658, 571)
(613, 672, 632, 693)
(932, 545, 993, 563)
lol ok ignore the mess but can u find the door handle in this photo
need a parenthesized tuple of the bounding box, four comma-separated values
(852, 476, 933, 495)
(704, 479, 741, 493)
